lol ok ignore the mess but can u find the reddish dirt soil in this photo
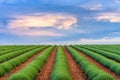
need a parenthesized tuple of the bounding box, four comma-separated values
(35, 47, 57, 80)
(63, 47, 87, 80)
(73, 47, 120, 80)
(0, 47, 47, 80)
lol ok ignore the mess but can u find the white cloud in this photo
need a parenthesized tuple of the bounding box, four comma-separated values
(8, 13, 77, 30)
(79, 37, 120, 44)
(94, 12, 120, 22)
(7, 13, 77, 36)
(81, 4, 103, 10)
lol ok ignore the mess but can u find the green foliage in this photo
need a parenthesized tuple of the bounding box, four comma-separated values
(9, 73, 32, 80)
(66, 46, 114, 80)
(81, 45, 120, 55)
(0, 46, 29, 56)
(73, 45, 120, 75)
(19, 66, 38, 79)
(9, 46, 55, 80)
(0, 46, 39, 63)
(28, 61, 44, 71)
(0, 46, 48, 77)
(0, 67, 5, 76)
(0, 63, 13, 72)
(51, 47, 72, 80)
(92, 73, 116, 80)
(81, 46, 120, 62)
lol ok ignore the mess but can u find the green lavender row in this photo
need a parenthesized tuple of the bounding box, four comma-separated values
(51, 46, 72, 80)
(0, 45, 25, 51)
(81, 46, 120, 62)
(73, 46, 120, 75)
(0, 46, 30, 56)
(0, 46, 48, 77)
(67, 46, 114, 80)
(0, 46, 40, 63)
(83, 45, 120, 55)
(8, 46, 55, 80)
(87, 45, 120, 55)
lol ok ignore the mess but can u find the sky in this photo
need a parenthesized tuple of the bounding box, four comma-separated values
(0, 0, 120, 44)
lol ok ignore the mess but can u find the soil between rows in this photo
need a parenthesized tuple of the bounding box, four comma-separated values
(63, 47, 87, 80)
(0, 47, 47, 80)
(35, 47, 57, 80)
(72, 47, 120, 80)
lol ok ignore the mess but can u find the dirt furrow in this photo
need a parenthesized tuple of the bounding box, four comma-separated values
(73, 47, 120, 80)
(0, 48, 47, 80)
(35, 47, 57, 80)
(63, 47, 87, 80)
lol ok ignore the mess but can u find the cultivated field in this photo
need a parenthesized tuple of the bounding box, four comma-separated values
(0, 45, 120, 80)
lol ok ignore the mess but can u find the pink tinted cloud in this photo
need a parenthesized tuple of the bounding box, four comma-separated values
(7, 13, 77, 36)
(8, 13, 77, 30)
(94, 12, 120, 22)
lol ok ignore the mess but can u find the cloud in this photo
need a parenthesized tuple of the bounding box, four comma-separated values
(81, 4, 103, 10)
(94, 12, 120, 22)
(7, 13, 77, 36)
(8, 13, 77, 30)
(79, 37, 120, 44)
